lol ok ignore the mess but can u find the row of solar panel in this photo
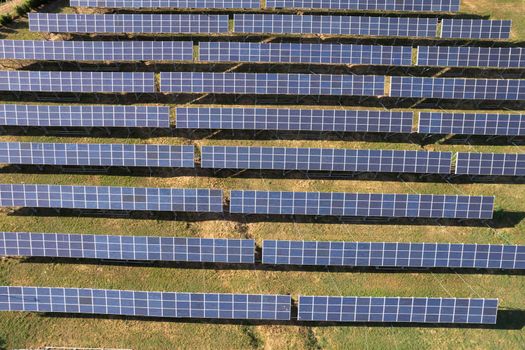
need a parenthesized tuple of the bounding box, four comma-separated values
(28, 14, 511, 39)
(2, 41, 524, 69)
(0, 185, 495, 219)
(1, 232, 523, 270)
(1, 142, 523, 177)
(0, 286, 498, 324)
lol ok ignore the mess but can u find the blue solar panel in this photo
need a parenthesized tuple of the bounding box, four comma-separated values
(234, 14, 438, 37)
(441, 19, 512, 40)
(390, 77, 525, 101)
(175, 107, 413, 133)
(229, 191, 495, 219)
(0, 286, 291, 320)
(298, 296, 498, 324)
(0, 71, 155, 93)
(29, 13, 229, 34)
(0, 40, 194, 61)
(201, 146, 452, 174)
(418, 112, 525, 136)
(263, 240, 525, 269)
(0, 232, 255, 264)
(0, 142, 195, 168)
(0, 184, 223, 213)
(417, 46, 525, 68)
(71, 0, 260, 8)
(456, 153, 525, 176)
(199, 42, 413, 66)
(266, 0, 460, 12)
(0, 104, 170, 128)
(161, 73, 385, 96)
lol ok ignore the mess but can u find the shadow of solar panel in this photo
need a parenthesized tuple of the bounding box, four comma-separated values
(266, 0, 460, 11)
(440, 19, 512, 39)
(175, 107, 413, 132)
(29, 13, 229, 34)
(0, 143, 195, 168)
(229, 190, 495, 219)
(298, 296, 498, 324)
(417, 46, 525, 68)
(234, 14, 438, 37)
(0, 184, 223, 213)
(199, 42, 413, 66)
(262, 240, 525, 269)
(201, 146, 452, 174)
(456, 153, 525, 176)
(0, 232, 255, 264)
(0, 286, 291, 320)
(418, 112, 525, 136)
(70, 0, 260, 8)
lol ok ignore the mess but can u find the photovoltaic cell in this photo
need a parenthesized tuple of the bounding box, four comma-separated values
(262, 240, 525, 270)
(0, 286, 291, 320)
(266, 0, 460, 12)
(201, 146, 452, 174)
(0, 40, 194, 62)
(418, 112, 525, 136)
(175, 107, 413, 133)
(234, 14, 438, 38)
(0, 184, 223, 213)
(441, 19, 512, 40)
(417, 46, 525, 68)
(70, 0, 260, 8)
(0, 142, 195, 168)
(298, 296, 498, 324)
(455, 153, 525, 176)
(29, 13, 229, 34)
(390, 77, 525, 101)
(161, 73, 385, 96)
(0, 104, 170, 128)
(229, 190, 495, 219)
(0, 71, 155, 93)
(0, 232, 255, 264)
(199, 42, 413, 66)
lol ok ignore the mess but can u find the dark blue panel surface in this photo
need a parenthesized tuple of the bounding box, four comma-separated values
(456, 153, 525, 176)
(266, 0, 460, 11)
(71, 0, 260, 8)
(441, 19, 511, 39)
(417, 46, 525, 68)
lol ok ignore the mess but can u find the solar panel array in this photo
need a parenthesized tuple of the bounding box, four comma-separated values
(456, 153, 525, 176)
(298, 296, 498, 324)
(201, 146, 452, 174)
(0, 71, 155, 93)
(29, 14, 229, 34)
(390, 77, 525, 101)
(199, 42, 413, 66)
(0, 286, 292, 321)
(440, 19, 512, 40)
(417, 46, 525, 69)
(229, 191, 495, 219)
(0, 184, 223, 213)
(0, 40, 194, 62)
(234, 15, 438, 38)
(70, 0, 260, 8)
(266, 0, 461, 12)
(0, 232, 255, 264)
(262, 240, 525, 269)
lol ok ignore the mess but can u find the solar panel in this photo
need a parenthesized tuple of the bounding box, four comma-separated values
(160, 73, 385, 96)
(201, 146, 452, 174)
(262, 240, 525, 269)
(266, 0, 460, 12)
(455, 153, 525, 176)
(0, 104, 170, 128)
(0, 286, 291, 321)
(0, 142, 195, 168)
(29, 13, 229, 34)
(390, 77, 525, 101)
(298, 296, 498, 324)
(234, 15, 438, 38)
(70, 0, 260, 8)
(0, 40, 194, 62)
(0, 232, 255, 264)
(229, 191, 495, 219)
(441, 19, 512, 40)
(416, 46, 525, 68)
(0, 184, 223, 213)
(418, 112, 525, 136)
(0, 71, 155, 93)
(199, 42, 413, 66)
(175, 107, 413, 133)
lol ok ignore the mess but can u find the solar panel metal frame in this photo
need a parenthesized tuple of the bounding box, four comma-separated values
(266, 0, 461, 12)
(70, 0, 260, 8)
(0, 286, 291, 321)
(416, 46, 525, 69)
(440, 19, 512, 40)
(455, 153, 525, 176)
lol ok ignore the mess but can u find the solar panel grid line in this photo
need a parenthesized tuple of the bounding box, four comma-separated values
(70, 0, 261, 8)
(416, 46, 525, 68)
(440, 19, 512, 39)
(266, 0, 461, 12)
(455, 152, 525, 176)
